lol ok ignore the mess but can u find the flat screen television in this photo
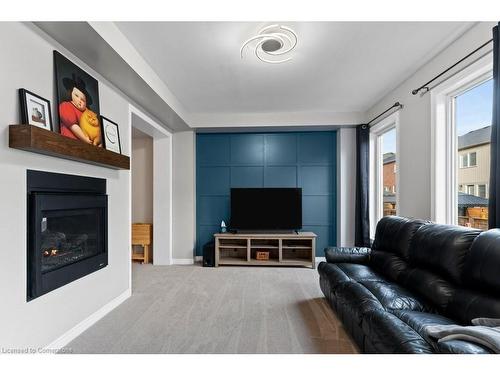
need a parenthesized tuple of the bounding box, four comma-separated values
(230, 188, 302, 230)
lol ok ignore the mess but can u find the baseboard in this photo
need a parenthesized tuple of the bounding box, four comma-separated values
(45, 288, 131, 350)
(172, 258, 194, 265)
(195, 256, 202, 262)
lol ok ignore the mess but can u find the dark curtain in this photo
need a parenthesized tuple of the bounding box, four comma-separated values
(490, 23, 500, 229)
(355, 124, 370, 247)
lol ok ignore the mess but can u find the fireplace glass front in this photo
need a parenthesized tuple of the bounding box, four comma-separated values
(41, 208, 104, 274)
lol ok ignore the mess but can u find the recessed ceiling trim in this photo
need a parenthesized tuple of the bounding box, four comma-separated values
(189, 111, 366, 128)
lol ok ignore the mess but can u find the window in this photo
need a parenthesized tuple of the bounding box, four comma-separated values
(469, 152, 477, 167)
(460, 152, 477, 168)
(455, 80, 491, 230)
(478, 184, 487, 198)
(369, 112, 399, 237)
(432, 53, 492, 231)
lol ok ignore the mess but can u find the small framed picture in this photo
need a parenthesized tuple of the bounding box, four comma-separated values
(101, 116, 122, 154)
(19, 89, 53, 131)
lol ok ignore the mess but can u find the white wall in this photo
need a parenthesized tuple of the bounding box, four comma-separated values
(337, 128, 357, 246)
(132, 136, 153, 223)
(366, 22, 496, 220)
(172, 131, 196, 262)
(0, 22, 160, 348)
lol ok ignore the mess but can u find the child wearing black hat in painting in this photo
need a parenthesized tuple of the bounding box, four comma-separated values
(59, 73, 101, 146)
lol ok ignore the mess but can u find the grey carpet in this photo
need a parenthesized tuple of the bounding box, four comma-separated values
(65, 263, 358, 354)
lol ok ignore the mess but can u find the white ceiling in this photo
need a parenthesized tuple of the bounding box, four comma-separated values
(115, 22, 473, 127)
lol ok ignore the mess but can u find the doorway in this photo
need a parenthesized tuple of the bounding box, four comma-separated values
(132, 127, 154, 263)
(129, 105, 173, 273)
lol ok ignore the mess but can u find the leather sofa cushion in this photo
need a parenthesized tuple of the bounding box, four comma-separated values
(318, 262, 350, 291)
(372, 216, 428, 259)
(445, 288, 500, 325)
(392, 310, 455, 342)
(333, 281, 384, 351)
(370, 251, 410, 282)
(390, 310, 491, 354)
(409, 224, 481, 284)
(463, 229, 500, 293)
(362, 310, 434, 353)
(336, 263, 387, 283)
(359, 280, 429, 312)
(434, 340, 491, 354)
(403, 268, 456, 311)
(318, 262, 387, 290)
(319, 266, 336, 309)
(334, 282, 385, 324)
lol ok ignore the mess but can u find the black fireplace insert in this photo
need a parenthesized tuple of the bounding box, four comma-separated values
(27, 170, 108, 301)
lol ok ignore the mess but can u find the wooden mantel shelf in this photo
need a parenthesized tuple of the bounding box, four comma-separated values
(9, 125, 130, 170)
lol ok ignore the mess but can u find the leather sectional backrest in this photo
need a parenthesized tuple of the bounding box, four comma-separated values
(403, 268, 457, 312)
(446, 288, 500, 325)
(370, 251, 411, 282)
(395, 223, 479, 313)
(408, 224, 481, 284)
(370, 216, 429, 282)
(463, 229, 500, 293)
(372, 216, 428, 260)
(446, 230, 500, 324)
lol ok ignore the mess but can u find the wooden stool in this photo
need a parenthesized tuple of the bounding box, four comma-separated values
(132, 223, 152, 264)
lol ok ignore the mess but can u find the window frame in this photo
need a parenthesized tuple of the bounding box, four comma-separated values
(460, 152, 478, 168)
(431, 53, 493, 225)
(478, 184, 487, 198)
(469, 152, 477, 167)
(369, 112, 400, 238)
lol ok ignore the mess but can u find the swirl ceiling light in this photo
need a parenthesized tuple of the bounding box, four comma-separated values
(240, 24, 298, 64)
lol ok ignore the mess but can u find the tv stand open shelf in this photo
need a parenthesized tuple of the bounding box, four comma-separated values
(214, 232, 316, 268)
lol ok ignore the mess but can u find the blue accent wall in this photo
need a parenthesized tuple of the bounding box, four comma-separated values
(196, 131, 337, 256)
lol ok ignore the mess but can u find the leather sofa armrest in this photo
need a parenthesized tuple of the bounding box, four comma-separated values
(324, 247, 371, 264)
(435, 339, 492, 354)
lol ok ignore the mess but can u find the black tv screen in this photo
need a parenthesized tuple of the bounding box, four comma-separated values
(230, 188, 302, 230)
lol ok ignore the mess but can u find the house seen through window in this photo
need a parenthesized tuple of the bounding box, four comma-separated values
(382, 129, 397, 217)
(455, 78, 492, 230)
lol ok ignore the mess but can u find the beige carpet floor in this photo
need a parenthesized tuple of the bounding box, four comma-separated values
(66, 263, 358, 354)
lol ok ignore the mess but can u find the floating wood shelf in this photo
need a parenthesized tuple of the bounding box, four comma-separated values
(9, 125, 130, 170)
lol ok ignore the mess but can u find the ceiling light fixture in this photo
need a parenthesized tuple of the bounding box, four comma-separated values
(240, 24, 298, 64)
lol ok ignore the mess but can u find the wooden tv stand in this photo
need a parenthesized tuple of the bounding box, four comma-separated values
(213, 232, 316, 268)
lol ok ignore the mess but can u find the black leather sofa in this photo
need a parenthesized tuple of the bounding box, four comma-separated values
(318, 216, 500, 354)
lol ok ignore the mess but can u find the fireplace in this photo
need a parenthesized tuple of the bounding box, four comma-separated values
(27, 170, 108, 301)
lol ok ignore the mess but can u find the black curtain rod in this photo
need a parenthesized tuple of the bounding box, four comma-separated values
(366, 102, 403, 127)
(411, 38, 493, 96)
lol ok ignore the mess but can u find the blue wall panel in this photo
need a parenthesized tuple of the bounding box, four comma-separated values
(197, 135, 230, 165)
(266, 134, 297, 165)
(231, 134, 264, 165)
(231, 166, 263, 187)
(198, 167, 230, 195)
(264, 166, 297, 187)
(196, 131, 337, 256)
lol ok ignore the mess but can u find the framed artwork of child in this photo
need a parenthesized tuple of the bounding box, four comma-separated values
(54, 51, 102, 147)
